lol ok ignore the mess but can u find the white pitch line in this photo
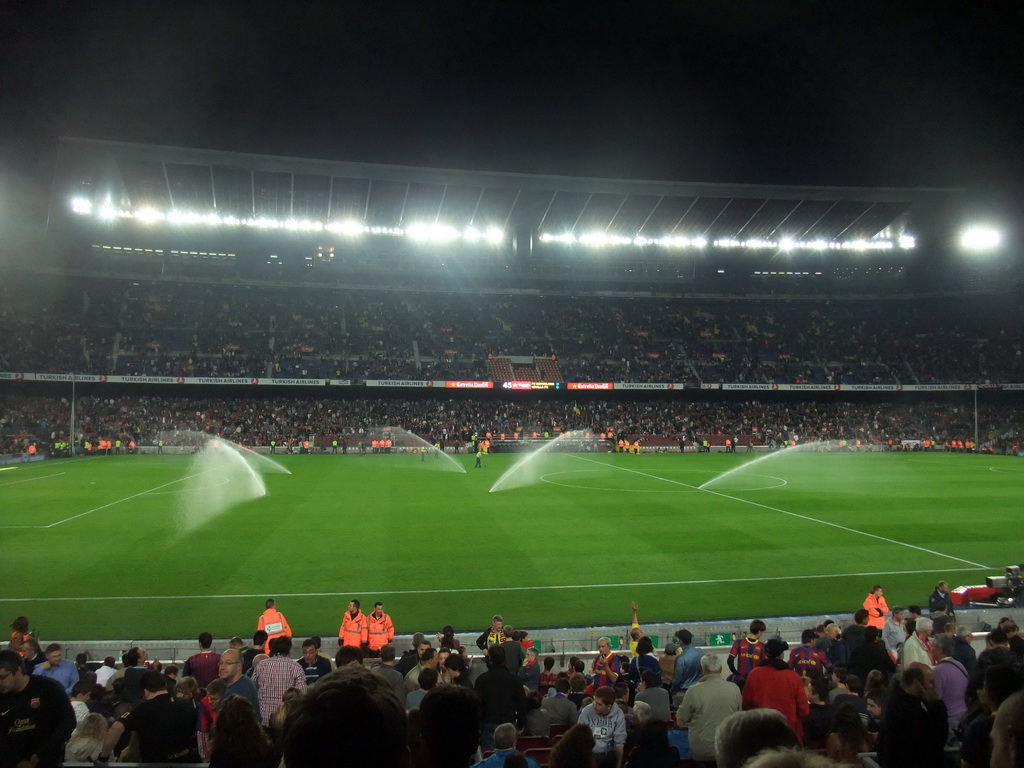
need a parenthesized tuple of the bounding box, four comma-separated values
(41, 470, 216, 528)
(572, 455, 991, 570)
(0, 472, 67, 487)
(0, 566, 987, 602)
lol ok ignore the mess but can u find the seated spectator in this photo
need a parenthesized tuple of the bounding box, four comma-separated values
(742, 747, 842, 768)
(64, 711, 108, 763)
(97, 669, 200, 764)
(962, 665, 1024, 768)
(282, 665, 408, 768)
(524, 690, 551, 736)
(539, 656, 558, 693)
(419, 684, 482, 768)
(519, 647, 541, 692)
(802, 677, 832, 749)
(549, 723, 596, 768)
(634, 670, 670, 723)
(69, 680, 92, 722)
(714, 709, 799, 768)
(625, 720, 677, 768)
(209, 693, 279, 768)
(825, 702, 871, 765)
(541, 677, 579, 728)
(471, 722, 542, 768)
(579, 685, 628, 768)
(198, 677, 227, 760)
(268, 686, 304, 748)
(989, 689, 1024, 768)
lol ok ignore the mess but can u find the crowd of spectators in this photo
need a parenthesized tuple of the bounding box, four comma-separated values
(2, 393, 1021, 456)
(4, 598, 1023, 768)
(2, 273, 1022, 384)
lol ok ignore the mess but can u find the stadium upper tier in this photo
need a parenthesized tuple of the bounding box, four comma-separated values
(1, 272, 1022, 386)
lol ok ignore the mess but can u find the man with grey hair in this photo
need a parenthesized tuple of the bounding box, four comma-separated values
(954, 624, 978, 674)
(676, 653, 742, 768)
(714, 709, 798, 768)
(900, 616, 934, 669)
(470, 723, 542, 768)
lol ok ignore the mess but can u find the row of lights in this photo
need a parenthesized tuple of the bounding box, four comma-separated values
(70, 198, 505, 245)
(539, 232, 916, 251)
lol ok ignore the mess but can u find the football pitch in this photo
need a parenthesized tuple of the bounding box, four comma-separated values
(1, 448, 1020, 641)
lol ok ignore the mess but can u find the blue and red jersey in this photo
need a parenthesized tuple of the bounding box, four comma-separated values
(788, 644, 833, 677)
(728, 636, 764, 678)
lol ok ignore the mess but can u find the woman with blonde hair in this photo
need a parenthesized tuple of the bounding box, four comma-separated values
(64, 712, 108, 763)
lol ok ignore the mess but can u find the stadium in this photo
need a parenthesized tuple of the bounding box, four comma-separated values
(2, 7, 1024, 763)
(1, 136, 1021, 645)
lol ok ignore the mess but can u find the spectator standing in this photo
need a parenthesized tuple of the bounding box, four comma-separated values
(183, 631, 221, 688)
(30, 643, 78, 695)
(670, 629, 703, 702)
(250, 636, 306, 726)
(371, 644, 407, 702)
(727, 619, 765, 688)
(676, 654, 741, 767)
(218, 648, 259, 712)
(0, 650, 76, 768)
(876, 663, 948, 768)
(741, 639, 809, 743)
(475, 646, 527, 752)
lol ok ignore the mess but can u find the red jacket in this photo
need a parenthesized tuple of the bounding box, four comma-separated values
(742, 662, 810, 742)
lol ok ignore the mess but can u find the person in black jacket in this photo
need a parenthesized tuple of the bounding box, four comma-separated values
(474, 645, 527, 751)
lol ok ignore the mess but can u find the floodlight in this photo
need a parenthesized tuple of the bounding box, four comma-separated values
(691, 237, 707, 248)
(406, 222, 459, 242)
(779, 238, 795, 251)
(70, 197, 93, 215)
(898, 235, 916, 249)
(484, 227, 504, 244)
(133, 207, 164, 222)
(97, 204, 118, 221)
(327, 220, 367, 235)
(960, 226, 1001, 251)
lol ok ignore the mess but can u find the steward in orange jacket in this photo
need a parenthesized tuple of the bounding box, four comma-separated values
(339, 599, 369, 649)
(257, 599, 292, 652)
(366, 602, 394, 653)
(863, 586, 889, 629)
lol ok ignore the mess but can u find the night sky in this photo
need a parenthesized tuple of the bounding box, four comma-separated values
(2, 1, 1023, 213)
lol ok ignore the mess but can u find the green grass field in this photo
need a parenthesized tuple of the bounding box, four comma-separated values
(1, 447, 1021, 641)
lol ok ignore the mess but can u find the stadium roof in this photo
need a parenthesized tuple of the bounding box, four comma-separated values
(55, 137, 960, 243)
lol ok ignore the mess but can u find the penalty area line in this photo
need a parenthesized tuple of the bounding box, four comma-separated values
(0, 472, 66, 487)
(571, 455, 991, 570)
(0, 566, 989, 602)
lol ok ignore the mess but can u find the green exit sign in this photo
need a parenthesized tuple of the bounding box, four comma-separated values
(707, 633, 733, 647)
